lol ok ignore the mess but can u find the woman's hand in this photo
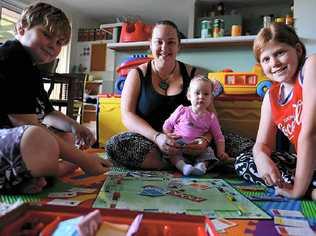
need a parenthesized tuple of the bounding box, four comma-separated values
(155, 133, 181, 155)
(71, 123, 96, 149)
(183, 137, 208, 156)
(255, 156, 284, 188)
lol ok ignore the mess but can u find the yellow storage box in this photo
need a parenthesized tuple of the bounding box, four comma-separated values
(97, 95, 127, 147)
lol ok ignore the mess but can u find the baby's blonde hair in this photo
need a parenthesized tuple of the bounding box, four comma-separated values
(16, 2, 71, 45)
(187, 74, 213, 94)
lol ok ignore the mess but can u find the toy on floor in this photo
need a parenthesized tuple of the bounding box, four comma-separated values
(208, 64, 272, 97)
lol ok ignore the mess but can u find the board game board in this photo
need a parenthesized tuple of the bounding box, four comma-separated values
(93, 171, 270, 219)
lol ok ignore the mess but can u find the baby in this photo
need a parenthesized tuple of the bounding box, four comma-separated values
(163, 75, 230, 176)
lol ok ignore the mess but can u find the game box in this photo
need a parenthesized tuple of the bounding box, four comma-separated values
(0, 202, 216, 236)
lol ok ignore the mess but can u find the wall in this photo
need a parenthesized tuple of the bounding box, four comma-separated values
(40, 0, 100, 72)
(294, 0, 316, 54)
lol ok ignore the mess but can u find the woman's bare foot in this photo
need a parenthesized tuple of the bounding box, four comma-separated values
(19, 177, 47, 194)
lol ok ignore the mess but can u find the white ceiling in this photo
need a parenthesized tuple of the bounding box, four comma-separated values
(24, 0, 291, 35)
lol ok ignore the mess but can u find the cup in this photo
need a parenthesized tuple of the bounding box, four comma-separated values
(231, 25, 241, 36)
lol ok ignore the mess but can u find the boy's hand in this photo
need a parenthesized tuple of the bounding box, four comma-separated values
(71, 123, 96, 149)
(81, 155, 113, 176)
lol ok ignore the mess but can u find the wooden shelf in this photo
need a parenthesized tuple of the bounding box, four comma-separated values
(107, 35, 256, 51)
(215, 94, 262, 101)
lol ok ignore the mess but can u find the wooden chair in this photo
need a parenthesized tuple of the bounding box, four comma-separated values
(42, 72, 87, 122)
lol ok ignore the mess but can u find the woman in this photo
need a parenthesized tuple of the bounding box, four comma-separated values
(106, 20, 253, 170)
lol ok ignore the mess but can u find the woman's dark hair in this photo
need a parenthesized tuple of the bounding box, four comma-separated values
(153, 20, 181, 43)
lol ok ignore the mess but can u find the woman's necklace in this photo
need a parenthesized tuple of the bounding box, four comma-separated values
(153, 61, 177, 92)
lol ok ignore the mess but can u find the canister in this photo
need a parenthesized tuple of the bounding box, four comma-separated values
(231, 25, 242, 36)
(263, 16, 271, 27)
(201, 20, 212, 38)
(213, 18, 223, 37)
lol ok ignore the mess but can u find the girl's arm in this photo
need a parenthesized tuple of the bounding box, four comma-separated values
(287, 55, 316, 198)
(253, 93, 282, 187)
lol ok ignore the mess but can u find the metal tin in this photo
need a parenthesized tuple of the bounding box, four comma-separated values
(213, 18, 224, 37)
(201, 20, 212, 38)
(263, 16, 271, 28)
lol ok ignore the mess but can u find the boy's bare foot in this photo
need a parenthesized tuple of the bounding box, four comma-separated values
(58, 161, 78, 176)
(19, 177, 47, 194)
(311, 188, 316, 201)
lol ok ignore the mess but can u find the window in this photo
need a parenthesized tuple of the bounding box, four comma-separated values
(0, 6, 19, 43)
(0, 1, 71, 73)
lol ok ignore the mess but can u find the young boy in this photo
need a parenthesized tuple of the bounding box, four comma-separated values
(0, 2, 112, 193)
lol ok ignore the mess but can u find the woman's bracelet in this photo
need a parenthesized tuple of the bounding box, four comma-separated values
(154, 132, 163, 142)
(199, 136, 210, 144)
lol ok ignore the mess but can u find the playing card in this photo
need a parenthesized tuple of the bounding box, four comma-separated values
(48, 192, 77, 198)
(271, 209, 305, 218)
(275, 225, 315, 236)
(211, 218, 236, 231)
(47, 199, 82, 206)
(274, 216, 310, 228)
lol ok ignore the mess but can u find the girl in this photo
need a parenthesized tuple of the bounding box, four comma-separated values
(163, 75, 230, 176)
(235, 23, 316, 199)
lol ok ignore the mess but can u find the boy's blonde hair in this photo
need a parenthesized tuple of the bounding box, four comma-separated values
(253, 23, 306, 67)
(16, 2, 71, 45)
(187, 74, 213, 94)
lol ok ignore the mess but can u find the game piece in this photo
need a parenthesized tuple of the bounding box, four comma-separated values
(217, 187, 224, 192)
(225, 194, 236, 202)
(167, 180, 184, 189)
